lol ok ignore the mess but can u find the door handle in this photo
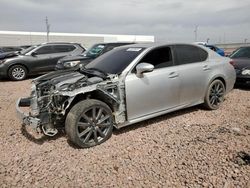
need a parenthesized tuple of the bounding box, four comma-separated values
(169, 72, 179, 78)
(203, 65, 211, 71)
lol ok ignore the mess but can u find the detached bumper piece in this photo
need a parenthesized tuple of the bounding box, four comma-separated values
(16, 97, 41, 130)
(16, 97, 58, 136)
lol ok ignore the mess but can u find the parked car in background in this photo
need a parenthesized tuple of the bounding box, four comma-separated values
(0, 46, 22, 54)
(205, 45, 225, 56)
(196, 43, 225, 56)
(195, 42, 208, 46)
(0, 45, 32, 59)
(0, 51, 19, 60)
(0, 46, 23, 59)
(229, 46, 250, 85)
(0, 42, 86, 80)
(16, 43, 236, 148)
(0, 45, 38, 60)
(20, 45, 32, 50)
(55, 42, 134, 70)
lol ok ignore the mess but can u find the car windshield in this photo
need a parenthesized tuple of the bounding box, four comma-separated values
(230, 47, 250, 58)
(83, 44, 106, 58)
(85, 47, 145, 74)
(20, 45, 37, 55)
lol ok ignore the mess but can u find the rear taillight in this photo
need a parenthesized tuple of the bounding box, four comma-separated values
(229, 60, 235, 67)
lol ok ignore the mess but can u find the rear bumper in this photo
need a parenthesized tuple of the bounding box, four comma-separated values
(16, 97, 41, 129)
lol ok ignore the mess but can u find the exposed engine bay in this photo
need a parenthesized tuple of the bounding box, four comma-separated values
(17, 69, 127, 136)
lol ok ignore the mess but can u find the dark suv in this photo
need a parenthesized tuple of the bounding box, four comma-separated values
(0, 42, 85, 81)
(55, 42, 134, 70)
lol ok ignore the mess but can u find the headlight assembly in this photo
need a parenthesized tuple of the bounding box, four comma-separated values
(64, 60, 81, 68)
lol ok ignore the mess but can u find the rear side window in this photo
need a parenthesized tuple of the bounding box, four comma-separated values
(174, 45, 208, 65)
(53, 45, 76, 53)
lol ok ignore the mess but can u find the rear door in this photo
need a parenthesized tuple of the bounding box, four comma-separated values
(173, 44, 209, 105)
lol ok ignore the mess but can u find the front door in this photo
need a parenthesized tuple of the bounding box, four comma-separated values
(125, 46, 180, 121)
(31, 45, 55, 73)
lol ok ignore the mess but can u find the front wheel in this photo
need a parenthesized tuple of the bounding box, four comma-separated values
(204, 79, 225, 110)
(8, 65, 27, 81)
(65, 99, 114, 148)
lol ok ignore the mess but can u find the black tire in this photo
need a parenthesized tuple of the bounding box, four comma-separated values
(65, 99, 114, 148)
(8, 65, 27, 81)
(204, 79, 225, 110)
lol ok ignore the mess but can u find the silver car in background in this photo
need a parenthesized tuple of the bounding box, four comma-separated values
(16, 43, 236, 148)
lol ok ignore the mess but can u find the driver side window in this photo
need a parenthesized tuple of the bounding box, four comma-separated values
(139, 47, 173, 69)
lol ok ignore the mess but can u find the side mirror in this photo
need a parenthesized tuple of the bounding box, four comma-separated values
(136, 63, 154, 76)
(31, 52, 37, 56)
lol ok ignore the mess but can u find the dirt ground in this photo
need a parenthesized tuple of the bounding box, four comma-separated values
(0, 79, 249, 187)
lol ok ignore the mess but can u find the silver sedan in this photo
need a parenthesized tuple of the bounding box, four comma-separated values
(16, 43, 236, 148)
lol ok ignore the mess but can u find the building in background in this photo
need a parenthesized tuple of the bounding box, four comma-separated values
(0, 31, 154, 48)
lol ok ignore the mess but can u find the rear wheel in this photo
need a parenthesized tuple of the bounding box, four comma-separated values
(65, 99, 113, 148)
(8, 65, 27, 81)
(204, 79, 225, 110)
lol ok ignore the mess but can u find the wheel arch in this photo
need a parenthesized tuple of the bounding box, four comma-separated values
(203, 75, 227, 110)
(203, 75, 227, 102)
(7, 63, 30, 74)
(208, 75, 227, 90)
(65, 90, 119, 116)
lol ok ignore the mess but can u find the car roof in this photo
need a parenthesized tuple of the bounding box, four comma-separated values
(93, 42, 135, 46)
(41, 42, 81, 45)
(115, 42, 203, 49)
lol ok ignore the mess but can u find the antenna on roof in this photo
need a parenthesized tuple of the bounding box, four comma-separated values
(45, 16, 50, 42)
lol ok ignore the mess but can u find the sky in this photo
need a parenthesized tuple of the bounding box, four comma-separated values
(0, 0, 250, 44)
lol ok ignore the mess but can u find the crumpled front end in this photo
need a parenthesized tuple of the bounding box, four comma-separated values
(16, 82, 68, 136)
(16, 71, 91, 135)
(15, 70, 123, 136)
(16, 97, 41, 130)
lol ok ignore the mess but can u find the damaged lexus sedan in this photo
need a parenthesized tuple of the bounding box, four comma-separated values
(16, 43, 236, 148)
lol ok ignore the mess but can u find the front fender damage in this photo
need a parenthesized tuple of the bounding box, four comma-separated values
(17, 74, 127, 136)
(58, 80, 127, 127)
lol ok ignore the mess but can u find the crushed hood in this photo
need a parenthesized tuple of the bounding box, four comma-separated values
(34, 69, 79, 83)
(33, 69, 106, 92)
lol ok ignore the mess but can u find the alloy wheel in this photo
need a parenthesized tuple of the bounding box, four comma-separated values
(208, 81, 225, 108)
(12, 67, 25, 80)
(76, 106, 112, 145)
